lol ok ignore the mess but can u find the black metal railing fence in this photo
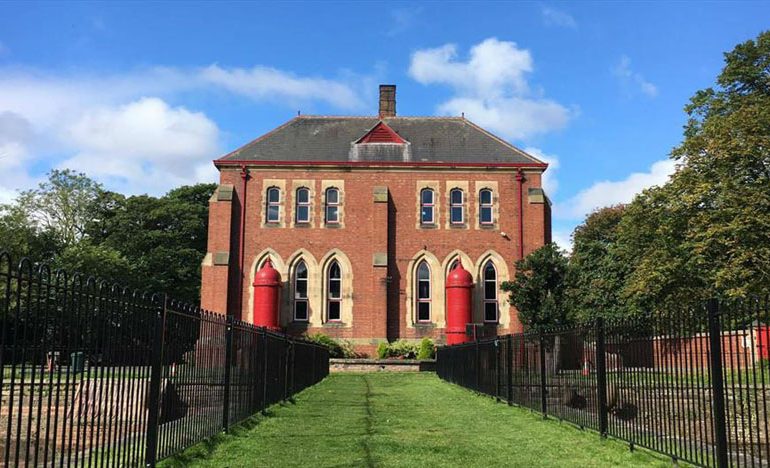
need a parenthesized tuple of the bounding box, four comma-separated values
(436, 297, 770, 468)
(0, 251, 330, 467)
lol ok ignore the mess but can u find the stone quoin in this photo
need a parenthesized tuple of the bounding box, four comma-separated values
(201, 84, 552, 355)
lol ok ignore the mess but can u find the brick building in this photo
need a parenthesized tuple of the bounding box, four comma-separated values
(201, 85, 551, 354)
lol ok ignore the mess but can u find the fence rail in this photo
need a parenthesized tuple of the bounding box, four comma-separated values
(436, 297, 770, 468)
(0, 251, 330, 467)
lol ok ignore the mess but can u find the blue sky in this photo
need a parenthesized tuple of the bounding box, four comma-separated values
(0, 1, 768, 248)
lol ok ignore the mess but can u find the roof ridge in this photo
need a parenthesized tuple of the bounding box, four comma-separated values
(296, 115, 465, 120)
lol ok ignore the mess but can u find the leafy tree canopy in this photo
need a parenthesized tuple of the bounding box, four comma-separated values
(501, 243, 569, 333)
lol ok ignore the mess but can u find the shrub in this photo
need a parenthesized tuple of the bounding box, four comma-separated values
(376, 342, 389, 359)
(305, 333, 362, 358)
(417, 338, 435, 360)
(377, 340, 419, 359)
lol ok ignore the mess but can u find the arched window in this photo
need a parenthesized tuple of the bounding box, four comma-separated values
(325, 187, 340, 224)
(295, 187, 310, 224)
(420, 189, 435, 225)
(483, 261, 498, 322)
(416, 261, 431, 322)
(450, 188, 464, 224)
(449, 258, 461, 271)
(327, 261, 342, 321)
(294, 261, 309, 321)
(266, 187, 281, 223)
(479, 189, 493, 225)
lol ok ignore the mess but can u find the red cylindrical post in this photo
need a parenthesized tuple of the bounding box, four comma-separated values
(253, 259, 282, 330)
(445, 263, 473, 345)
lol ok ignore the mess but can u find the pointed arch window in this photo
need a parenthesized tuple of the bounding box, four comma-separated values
(327, 261, 342, 321)
(294, 261, 309, 321)
(420, 189, 435, 225)
(416, 261, 431, 322)
(449, 258, 461, 271)
(450, 189, 464, 224)
(266, 187, 281, 223)
(483, 261, 498, 323)
(325, 187, 340, 224)
(479, 189, 493, 225)
(295, 187, 310, 224)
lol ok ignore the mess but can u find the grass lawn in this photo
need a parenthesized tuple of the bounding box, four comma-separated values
(160, 373, 674, 467)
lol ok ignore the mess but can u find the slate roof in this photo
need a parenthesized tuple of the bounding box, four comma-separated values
(216, 116, 545, 166)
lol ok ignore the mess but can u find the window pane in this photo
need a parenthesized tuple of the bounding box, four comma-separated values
(330, 279, 341, 298)
(268, 188, 280, 203)
(421, 189, 433, 205)
(417, 262, 430, 280)
(296, 206, 309, 222)
(295, 301, 308, 321)
(328, 301, 341, 321)
(326, 206, 338, 222)
(451, 189, 463, 205)
(418, 302, 430, 321)
(484, 263, 496, 281)
(296, 262, 308, 278)
(297, 188, 309, 204)
(451, 207, 463, 223)
(267, 205, 280, 222)
(421, 206, 433, 223)
(480, 206, 492, 224)
(296, 279, 307, 298)
(485, 280, 496, 300)
(418, 280, 430, 299)
(329, 262, 341, 279)
(484, 302, 497, 322)
(326, 189, 338, 204)
(480, 190, 492, 205)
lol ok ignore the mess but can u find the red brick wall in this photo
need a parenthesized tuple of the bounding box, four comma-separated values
(201, 166, 550, 351)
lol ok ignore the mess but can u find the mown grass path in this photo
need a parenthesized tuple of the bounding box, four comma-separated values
(162, 373, 673, 467)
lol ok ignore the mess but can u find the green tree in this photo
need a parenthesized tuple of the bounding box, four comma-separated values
(96, 184, 216, 302)
(501, 243, 570, 333)
(16, 169, 106, 247)
(566, 205, 631, 321)
(613, 30, 770, 312)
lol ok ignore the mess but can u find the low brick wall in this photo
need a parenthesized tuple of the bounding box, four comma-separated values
(330, 359, 436, 373)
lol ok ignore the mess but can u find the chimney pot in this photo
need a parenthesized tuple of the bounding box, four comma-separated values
(379, 84, 396, 118)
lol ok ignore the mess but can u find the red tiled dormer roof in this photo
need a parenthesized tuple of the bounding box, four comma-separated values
(356, 121, 406, 144)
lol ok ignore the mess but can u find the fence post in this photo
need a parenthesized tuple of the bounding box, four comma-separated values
(144, 294, 167, 468)
(708, 299, 729, 468)
(507, 334, 514, 405)
(539, 332, 547, 417)
(595, 318, 608, 437)
(222, 315, 233, 432)
(495, 339, 501, 401)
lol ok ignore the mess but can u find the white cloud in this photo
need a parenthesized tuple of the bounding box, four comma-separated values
(387, 7, 423, 36)
(612, 55, 658, 97)
(541, 6, 577, 29)
(0, 64, 367, 197)
(551, 229, 573, 253)
(59, 97, 220, 194)
(524, 146, 559, 196)
(408, 38, 571, 140)
(558, 159, 676, 220)
(200, 65, 364, 109)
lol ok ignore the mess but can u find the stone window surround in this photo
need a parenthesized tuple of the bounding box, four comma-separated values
(415, 181, 440, 229)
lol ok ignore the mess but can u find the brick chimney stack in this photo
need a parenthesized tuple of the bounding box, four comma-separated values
(379, 84, 396, 118)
